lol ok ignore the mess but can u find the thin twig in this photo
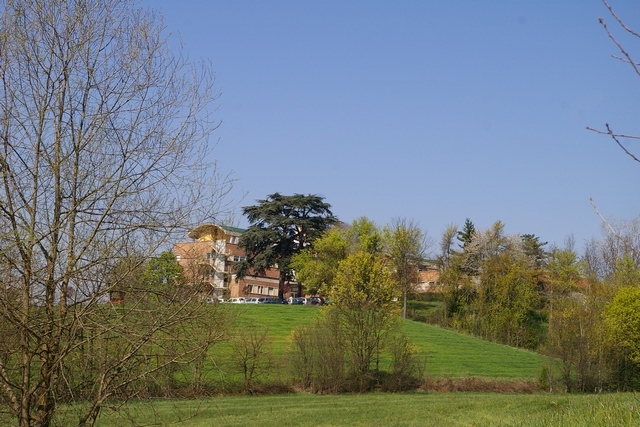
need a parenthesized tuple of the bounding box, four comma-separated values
(600, 1, 640, 77)
(586, 124, 640, 163)
(590, 198, 640, 257)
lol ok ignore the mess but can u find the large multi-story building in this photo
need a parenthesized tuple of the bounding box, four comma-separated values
(173, 224, 299, 299)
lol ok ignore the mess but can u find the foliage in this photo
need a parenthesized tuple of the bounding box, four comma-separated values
(290, 228, 348, 295)
(520, 234, 548, 269)
(329, 252, 400, 386)
(235, 193, 337, 297)
(474, 252, 542, 348)
(605, 286, 640, 364)
(142, 251, 185, 302)
(0, 0, 229, 425)
(384, 218, 428, 319)
(291, 249, 425, 392)
(329, 252, 400, 312)
(438, 221, 545, 349)
(291, 216, 382, 296)
(612, 254, 640, 288)
(546, 291, 607, 392)
(457, 218, 476, 249)
(546, 249, 584, 295)
(345, 216, 384, 254)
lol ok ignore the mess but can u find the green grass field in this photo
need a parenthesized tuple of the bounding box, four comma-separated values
(209, 304, 547, 383)
(20, 304, 626, 427)
(65, 392, 640, 427)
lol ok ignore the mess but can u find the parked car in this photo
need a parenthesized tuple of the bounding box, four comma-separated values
(255, 297, 268, 304)
(228, 297, 246, 304)
(288, 297, 305, 305)
(305, 297, 323, 306)
(245, 297, 258, 304)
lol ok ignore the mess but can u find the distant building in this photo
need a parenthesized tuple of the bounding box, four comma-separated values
(173, 224, 299, 299)
(415, 262, 442, 293)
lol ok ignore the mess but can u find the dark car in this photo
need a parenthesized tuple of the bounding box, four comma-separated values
(306, 297, 323, 306)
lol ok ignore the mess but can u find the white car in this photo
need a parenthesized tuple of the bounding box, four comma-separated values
(228, 297, 246, 304)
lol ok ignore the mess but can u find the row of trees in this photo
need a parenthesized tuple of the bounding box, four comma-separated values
(230, 194, 640, 392)
(432, 216, 640, 391)
(437, 220, 546, 349)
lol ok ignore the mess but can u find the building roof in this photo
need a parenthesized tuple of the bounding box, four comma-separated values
(187, 223, 246, 240)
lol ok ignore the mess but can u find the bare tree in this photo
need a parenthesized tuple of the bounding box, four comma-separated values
(587, 0, 640, 163)
(438, 223, 458, 269)
(585, 1, 640, 257)
(384, 218, 430, 319)
(0, 1, 231, 426)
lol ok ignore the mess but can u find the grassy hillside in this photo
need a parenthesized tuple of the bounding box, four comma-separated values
(208, 304, 547, 382)
(403, 320, 547, 378)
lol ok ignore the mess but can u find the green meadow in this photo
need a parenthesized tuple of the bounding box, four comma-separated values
(206, 304, 547, 385)
(62, 392, 640, 427)
(19, 304, 581, 427)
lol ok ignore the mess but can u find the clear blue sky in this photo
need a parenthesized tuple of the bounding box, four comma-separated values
(148, 0, 640, 251)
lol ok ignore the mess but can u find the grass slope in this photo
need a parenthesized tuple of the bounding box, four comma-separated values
(403, 321, 547, 378)
(214, 304, 546, 380)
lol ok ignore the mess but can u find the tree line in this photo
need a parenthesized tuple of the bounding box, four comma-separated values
(431, 216, 640, 392)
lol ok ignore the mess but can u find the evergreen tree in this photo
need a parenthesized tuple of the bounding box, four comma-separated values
(236, 193, 337, 298)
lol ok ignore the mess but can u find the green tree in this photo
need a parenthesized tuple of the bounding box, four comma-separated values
(345, 216, 384, 254)
(384, 218, 428, 319)
(520, 234, 548, 269)
(456, 218, 480, 276)
(106, 255, 146, 303)
(605, 286, 640, 364)
(612, 254, 640, 288)
(290, 228, 348, 295)
(291, 217, 383, 296)
(142, 251, 184, 302)
(440, 221, 545, 347)
(546, 248, 584, 331)
(457, 218, 476, 249)
(476, 251, 541, 348)
(236, 193, 337, 298)
(328, 251, 401, 389)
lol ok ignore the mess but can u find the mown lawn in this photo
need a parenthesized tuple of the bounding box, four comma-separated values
(403, 320, 547, 378)
(62, 392, 640, 427)
(205, 304, 547, 384)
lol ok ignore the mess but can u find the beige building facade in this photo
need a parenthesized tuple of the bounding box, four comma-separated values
(173, 224, 299, 299)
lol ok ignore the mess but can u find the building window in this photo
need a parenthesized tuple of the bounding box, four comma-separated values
(257, 285, 264, 295)
(268, 287, 275, 296)
(232, 255, 246, 262)
(229, 236, 239, 244)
